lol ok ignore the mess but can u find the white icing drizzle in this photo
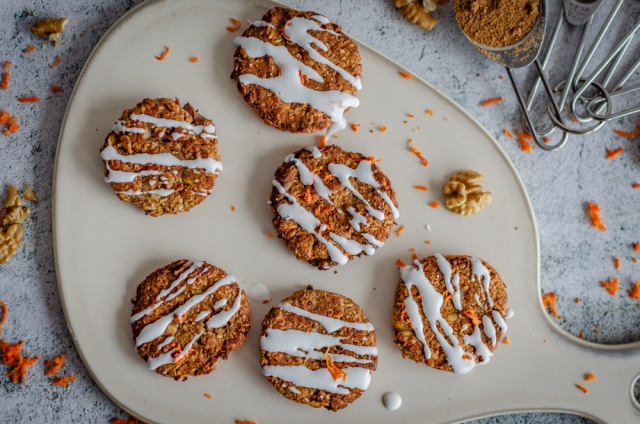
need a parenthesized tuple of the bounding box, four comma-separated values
(285, 154, 333, 204)
(305, 146, 322, 158)
(311, 14, 331, 24)
(157, 336, 174, 351)
(234, 15, 360, 137)
(245, 282, 271, 303)
(206, 288, 243, 329)
(115, 188, 174, 197)
(362, 233, 384, 247)
(469, 257, 493, 307)
(158, 131, 165, 138)
(434, 253, 462, 310)
(329, 232, 375, 256)
(346, 206, 368, 231)
(482, 315, 497, 348)
(171, 132, 183, 141)
(278, 302, 374, 333)
(147, 331, 203, 370)
(492, 310, 507, 332)
(101, 145, 222, 175)
(104, 165, 164, 184)
(262, 365, 371, 394)
(382, 392, 402, 411)
(288, 386, 301, 394)
(195, 311, 210, 321)
(463, 326, 493, 364)
(156, 262, 205, 302)
(112, 120, 146, 134)
(252, 20, 275, 28)
(506, 308, 515, 319)
(165, 286, 185, 303)
(213, 298, 228, 309)
(129, 113, 215, 137)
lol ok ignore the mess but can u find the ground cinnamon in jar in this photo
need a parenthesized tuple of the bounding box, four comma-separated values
(454, 0, 541, 48)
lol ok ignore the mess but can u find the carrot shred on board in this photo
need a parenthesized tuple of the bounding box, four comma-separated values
(231, 205, 236, 212)
(481, 97, 503, 107)
(366, 156, 382, 163)
(516, 130, 532, 153)
(113, 418, 145, 424)
(3, 61, 10, 70)
(584, 373, 596, 381)
(397, 258, 406, 268)
(412, 253, 418, 261)
(407, 113, 414, 118)
(542, 292, 559, 318)
(1, 72, 9, 91)
(395, 225, 405, 237)
(351, 123, 360, 131)
(614, 257, 621, 270)
(425, 109, 433, 115)
(44, 353, 66, 376)
(379, 126, 387, 132)
(226, 18, 242, 32)
(7, 116, 19, 133)
(575, 384, 589, 394)
(463, 309, 481, 327)
(606, 148, 624, 160)
(613, 125, 640, 138)
(25, 46, 36, 54)
(235, 420, 257, 424)
(155, 47, 170, 61)
(633, 183, 640, 189)
(633, 258, 638, 263)
(51, 375, 76, 387)
(428, 201, 439, 209)
(628, 281, 640, 299)
(0, 111, 10, 124)
(265, 233, 274, 238)
(204, 393, 212, 399)
(600, 278, 619, 296)
(503, 129, 514, 139)
(503, 336, 510, 344)
(319, 135, 327, 148)
(189, 57, 199, 63)
(17, 96, 39, 103)
(4, 354, 39, 384)
(579, 331, 585, 339)
(49, 56, 61, 68)
(575, 298, 581, 304)
(414, 185, 428, 191)
(543, 137, 549, 144)
(0, 301, 6, 336)
(587, 203, 606, 232)
(399, 71, 412, 80)
(325, 352, 347, 382)
(521, 132, 533, 140)
(408, 139, 428, 166)
(0, 340, 23, 366)
(634, 243, 640, 252)
(461, 354, 473, 360)
(424, 240, 431, 244)
(52, 85, 62, 93)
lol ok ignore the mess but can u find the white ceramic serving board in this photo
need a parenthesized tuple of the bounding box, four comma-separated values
(52, 0, 640, 422)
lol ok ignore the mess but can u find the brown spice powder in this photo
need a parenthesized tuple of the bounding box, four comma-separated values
(455, 0, 540, 48)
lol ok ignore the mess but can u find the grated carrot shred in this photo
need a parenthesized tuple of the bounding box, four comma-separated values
(543, 137, 549, 144)
(44, 353, 66, 376)
(366, 156, 382, 163)
(235, 420, 257, 424)
(408, 139, 428, 166)
(0, 301, 6, 336)
(51, 375, 76, 387)
(0, 111, 10, 124)
(1, 72, 9, 91)
(319, 135, 327, 148)
(635, 243, 640, 252)
(412, 253, 418, 261)
(25, 46, 36, 54)
(325, 352, 347, 382)
(0, 340, 23, 366)
(428, 201, 439, 208)
(600, 278, 619, 296)
(226, 18, 242, 32)
(231, 205, 236, 212)
(52, 85, 62, 93)
(463, 309, 481, 327)
(503, 129, 514, 139)
(399, 71, 412, 80)
(614, 257, 620, 270)
(155, 47, 170, 61)
(575, 298, 581, 304)
(584, 373, 596, 381)
(628, 281, 640, 300)
(461, 354, 472, 360)
(579, 331, 585, 339)
(204, 393, 212, 399)
(49, 56, 61, 68)
(351, 123, 360, 131)
(425, 109, 433, 115)
(516, 130, 532, 153)
(633, 183, 640, 189)
(503, 336, 510, 344)
(424, 240, 431, 244)
(407, 113, 414, 118)
(413, 185, 428, 191)
(113, 418, 145, 424)
(575, 384, 589, 394)
(7, 116, 19, 133)
(542, 292, 559, 318)
(397, 258, 406, 268)
(395, 225, 405, 237)
(3, 61, 10, 70)
(4, 354, 39, 384)
(379, 126, 387, 132)
(265, 233, 274, 238)
(633, 258, 638, 263)
(481, 97, 503, 107)
(606, 148, 624, 160)
(190, 57, 199, 63)
(613, 125, 640, 138)
(587, 203, 606, 232)
(17, 96, 39, 103)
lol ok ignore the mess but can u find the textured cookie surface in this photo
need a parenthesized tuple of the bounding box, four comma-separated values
(260, 289, 377, 411)
(100, 98, 221, 217)
(131, 260, 250, 379)
(270, 145, 399, 270)
(231, 7, 362, 134)
(393, 254, 508, 373)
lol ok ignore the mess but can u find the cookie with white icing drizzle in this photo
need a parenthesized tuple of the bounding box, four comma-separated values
(100, 98, 222, 217)
(393, 254, 509, 374)
(231, 7, 362, 136)
(270, 145, 399, 270)
(130, 260, 250, 380)
(260, 289, 377, 411)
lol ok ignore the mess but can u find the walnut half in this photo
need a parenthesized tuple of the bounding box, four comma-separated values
(31, 18, 68, 46)
(442, 170, 491, 216)
(395, 0, 450, 31)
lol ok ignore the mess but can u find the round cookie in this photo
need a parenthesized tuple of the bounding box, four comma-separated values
(130, 260, 250, 380)
(100, 98, 222, 217)
(270, 145, 399, 270)
(260, 289, 378, 411)
(231, 7, 362, 134)
(393, 254, 508, 374)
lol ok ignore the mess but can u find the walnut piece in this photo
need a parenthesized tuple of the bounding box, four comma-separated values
(395, 0, 449, 31)
(442, 170, 492, 216)
(0, 185, 35, 264)
(31, 18, 68, 46)
(0, 224, 24, 264)
(22, 189, 38, 202)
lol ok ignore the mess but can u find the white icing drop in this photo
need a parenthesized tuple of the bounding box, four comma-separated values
(470, 257, 493, 307)
(482, 315, 497, 348)
(213, 298, 228, 309)
(112, 120, 146, 134)
(195, 311, 210, 322)
(506, 308, 515, 319)
(278, 302, 374, 333)
(101, 145, 222, 175)
(382, 392, 402, 411)
(463, 326, 493, 364)
(305, 146, 322, 158)
(285, 154, 333, 204)
(362, 233, 384, 247)
(171, 132, 183, 141)
(329, 232, 375, 256)
(492, 310, 507, 333)
(425, 224, 432, 232)
(157, 336, 174, 351)
(158, 131, 165, 138)
(245, 282, 271, 303)
(288, 386, 301, 394)
(346, 206, 368, 231)
(434, 253, 462, 311)
(262, 365, 371, 394)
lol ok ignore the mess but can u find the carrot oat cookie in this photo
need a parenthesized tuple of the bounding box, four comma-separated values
(231, 7, 362, 135)
(131, 260, 250, 379)
(393, 254, 509, 374)
(270, 145, 399, 270)
(260, 289, 377, 411)
(100, 98, 222, 217)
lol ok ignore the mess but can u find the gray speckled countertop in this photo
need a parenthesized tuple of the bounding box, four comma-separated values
(1, 0, 639, 422)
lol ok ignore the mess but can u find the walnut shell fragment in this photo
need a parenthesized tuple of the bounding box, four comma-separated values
(395, 0, 449, 31)
(31, 18, 68, 46)
(442, 170, 491, 216)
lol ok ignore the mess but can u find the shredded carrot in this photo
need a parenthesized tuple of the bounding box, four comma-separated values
(600, 278, 619, 296)
(461, 354, 472, 360)
(481, 97, 503, 107)
(4, 354, 39, 384)
(633, 258, 638, 263)
(25, 46, 36, 54)
(155, 47, 170, 61)
(407, 113, 414, 118)
(463, 309, 481, 326)
(424, 240, 431, 244)
(1, 72, 9, 91)
(428, 201, 439, 209)
(325, 352, 347, 382)
(235, 420, 257, 424)
(319, 135, 327, 148)
(628, 281, 640, 300)
(397, 258, 406, 268)
(521, 132, 533, 140)
(635, 243, 640, 252)
(579, 331, 585, 339)
(204, 393, 212, 399)
(587, 203, 606, 232)
(542, 292, 559, 318)
(2, 130, 7, 136)
(351, 123, 361, 132)
(49, 56, 61, 68)
(52, 85, 62, 93)
(575, 298, 581, 304)
(190, 57, 199, 63)
(113, 418, 145, 424)
(408, 139, 428, 166)
(503, 336, 510, 345)
(265, 233, 274, 238)
(2, 61, 10, 70)
(411, 253, 418, 262)
(231, 205, 236, 212)
(633, 183, 640, 189)
(503, 129, 514, 139)
(584, 373, 596, 381)
(399, 71, 412, 80)
(499, 75, 504, 80)
(0, 111, 10, 124)
(614, 257, 620, 270)
(17, 96, 40, 103)
(379, 126, 387, 132)
(606, 147, 624, 160)
(0, 340, 23, 366)
(0, 301, 6, 336)
(366, 156, 382, 163)
(414, 185, 428, 191)
(395, 225, 405, 237)
(613, 125, 640, 138)
(226, 18, 242, 32)
(44, 353, 66, 376)
(51, 375, 76, 387)
(575, 384, 589, 394)
(516, 130, 532, 153)
(7, 117, 19, 134)
(425, 109, 433, 115)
